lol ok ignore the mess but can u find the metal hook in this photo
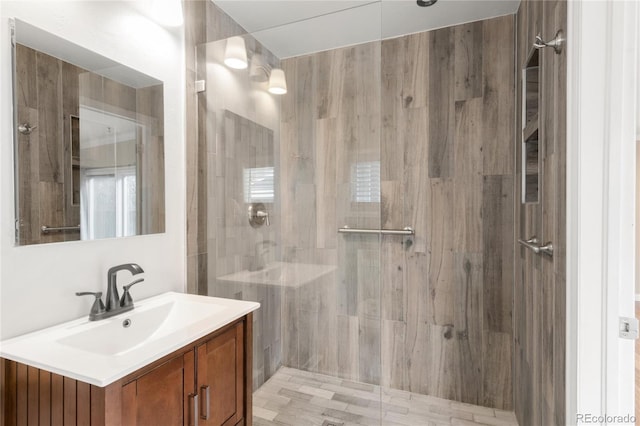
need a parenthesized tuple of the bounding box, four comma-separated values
(18, 123, 37, 135)
(534, 30, 564, 54)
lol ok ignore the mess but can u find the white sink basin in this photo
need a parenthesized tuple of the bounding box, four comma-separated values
(57, 297, 225, 356)
(0, 292, 259, 386)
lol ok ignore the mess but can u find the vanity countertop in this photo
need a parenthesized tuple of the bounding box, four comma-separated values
(0, 292, 259, 387)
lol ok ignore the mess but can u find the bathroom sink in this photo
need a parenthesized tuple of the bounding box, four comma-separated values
(57, 297, 225, 356)
(0, 292, 259, 386)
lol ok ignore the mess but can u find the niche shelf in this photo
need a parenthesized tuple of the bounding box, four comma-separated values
(521, 49, 539, 204)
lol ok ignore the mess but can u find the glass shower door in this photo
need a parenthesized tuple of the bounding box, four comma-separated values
(278, 35, 384, 403)
(198, 2, 385, 424)
(261, 5, 385, 425)
(195, 32, 282, 392)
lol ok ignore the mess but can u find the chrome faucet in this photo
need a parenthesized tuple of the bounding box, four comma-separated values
(76, 263, 144, 321)
(250, 240, 276, 271)
(106, 263, 144, 311)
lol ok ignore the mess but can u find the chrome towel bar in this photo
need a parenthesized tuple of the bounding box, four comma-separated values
(338, 226, 415, 236)
(41, 225, 81, 234)
(518, 236, 554, 257)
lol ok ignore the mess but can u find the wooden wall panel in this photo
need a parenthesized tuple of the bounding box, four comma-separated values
(2, 361, 101, 425)
(16, 364, 27, 426)
(38, 370, 51, 426)
(280, 14, 515, 410)
(62, 377, 76, 424)
(514, 0, 567, 424)
(61, 62, 82, 242)
(50, 375, 63, 426)
(428, 27, 455, 179)
(35, 51, 62, 185)
(454, 22, 483, 101)
(2, 359, 17, 426)
(136, 84, 166, 236)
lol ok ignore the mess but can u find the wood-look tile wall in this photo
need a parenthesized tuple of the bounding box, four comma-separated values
(136, 85, 166, 236)
(280, 15, 515, 410)
(14, 44, 164, 246)
(15, 44, 82, 245)
(514, 0, 567, 424)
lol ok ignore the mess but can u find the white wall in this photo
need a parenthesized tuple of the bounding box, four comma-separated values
(567, 0, 638, 421)
(636, 141, 640, 297)
(0, 2, 186, 339)
(637, 8, 640, 297)
(637, 15, 640, 141)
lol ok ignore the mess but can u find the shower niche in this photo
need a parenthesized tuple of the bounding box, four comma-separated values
(522, 48, 539, 203)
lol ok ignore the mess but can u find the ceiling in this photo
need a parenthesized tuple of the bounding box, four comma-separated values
(214, 0, 521, 58)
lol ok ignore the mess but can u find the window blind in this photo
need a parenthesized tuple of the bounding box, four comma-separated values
(244, 166, 275, 203)
(351, 161, 380, 203)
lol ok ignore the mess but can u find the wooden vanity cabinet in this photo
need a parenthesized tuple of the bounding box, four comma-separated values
(1, 314, 253, 426)
(121, 350, 195, 426)
(196, 324, 244, 426)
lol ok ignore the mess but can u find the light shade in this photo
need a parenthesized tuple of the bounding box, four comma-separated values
(268, 68, 287, 95)
(224, 36, 248, 70)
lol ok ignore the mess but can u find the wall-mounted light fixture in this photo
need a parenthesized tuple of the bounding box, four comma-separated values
(224, 36, 248, 69)
(268, 68, 287, 95)
(224, 37, 286, 95)
(249, 54, 269, 82)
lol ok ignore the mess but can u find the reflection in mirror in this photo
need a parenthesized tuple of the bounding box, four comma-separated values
(11, 20, 165, 246)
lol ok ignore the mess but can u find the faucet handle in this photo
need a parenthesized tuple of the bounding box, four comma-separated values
(76, 292, 106, 316)
(120, 278, 144, 308)
(256, 210, 270, 226)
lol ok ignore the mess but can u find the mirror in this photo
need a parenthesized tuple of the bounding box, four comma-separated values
(11, 20, 165, 245)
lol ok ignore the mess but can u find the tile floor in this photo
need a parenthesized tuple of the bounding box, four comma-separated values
(253, 367, 519, 426)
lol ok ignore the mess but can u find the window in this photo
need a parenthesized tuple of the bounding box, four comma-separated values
(351, 161, 380, 203)
(81, 166, 137, 239)
(243, 166, 275, 203)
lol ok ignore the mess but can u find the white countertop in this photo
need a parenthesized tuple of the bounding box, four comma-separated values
(0, 292, 260, 387)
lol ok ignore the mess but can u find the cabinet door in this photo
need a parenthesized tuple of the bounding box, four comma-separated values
(197, 322, 244, 426)
(122, 351, 196, 426)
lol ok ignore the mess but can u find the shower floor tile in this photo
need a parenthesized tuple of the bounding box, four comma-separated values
(253, 367, 519, 426)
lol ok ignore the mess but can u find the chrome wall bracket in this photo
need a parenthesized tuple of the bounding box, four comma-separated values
(18, 123, 37, 135)
(534, 30, 564, 54)
(517, 236, 554, 257)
